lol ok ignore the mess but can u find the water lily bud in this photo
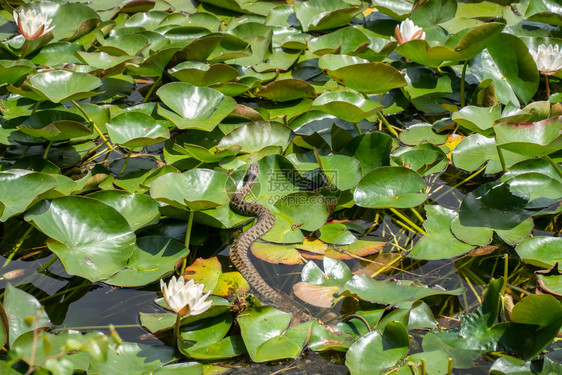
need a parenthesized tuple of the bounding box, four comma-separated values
(160, 276, 212, 316)
(395, 19, 425, 45)
(529, 44, 562, 75)
(13, 8, 54, 40)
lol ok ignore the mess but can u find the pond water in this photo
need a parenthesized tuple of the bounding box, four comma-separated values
(0, 169, 513, 374)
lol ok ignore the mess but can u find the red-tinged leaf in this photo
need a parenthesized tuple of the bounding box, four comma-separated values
(293, 282, 339, 308)
(214, 271, 250, 297)
(182, 257, 222, 292)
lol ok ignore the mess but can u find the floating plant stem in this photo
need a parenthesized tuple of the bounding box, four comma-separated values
(377, 112, 399, 138)
(409, 207, 424, 223)
(341, 314, 371, 332)
(43, 141, 53, 159)
(180, 210, 195, 274)
(20, 39, 30, 59)
(119, 150, 132, 174)
(353, 123, 362, 135)
(433, 165, 486, 201)
(143, 76, 162, 103)
(546, 156, 562, 179)
(496, 146, 507, 173)
(544, 74, 550, 98)
(460, 60, 468, 107)
(173, 313, 181, 346)
(81, 146, 112, 166)
(388, 208, 427, 236)
(72, 100, 114, 151)
(36, 256, 58, 273)
(2, 225, 34, 268)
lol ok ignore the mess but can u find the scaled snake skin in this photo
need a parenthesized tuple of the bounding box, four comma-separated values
(230, 163, 312, 321)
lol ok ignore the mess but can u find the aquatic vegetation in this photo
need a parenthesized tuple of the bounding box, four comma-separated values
(0, 0, 560, 374)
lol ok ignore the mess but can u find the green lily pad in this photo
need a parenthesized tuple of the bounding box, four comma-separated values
(4, 283, 51, 346)
(273, 192, 331, 232)
(525, 0, 562, 26)
(87, 190, 160, 231)
(156, 82, 237, 131)
(217, 121, 291, 153)
(98, 34, 150, 56)
(318, 222, 357, 245)
(410, 0, 457, 27)
(409, 205, 475, 260)
(88, 342, 175, 375)
(346, 321, 409, 375)
(169, 61, 239, 86)
(25, 196, 136, 282)
(293, 0, 361, 32)
(319, 55, 407, 93)
(140, 297, 230, 334)
(354, 166, 428, 208)
(343, 275, 465, 305)
(395, 22, 505, 68)
(11, 330, 107, 372)
(0, 170, 58, 222)
(307, 320, 357, 352)
(183, 257, 249, 297)
(37, 2, 101, 41)
(452, 134, 529, 174)
(392, 144, 448, 176)
(237, 307, 311, 362)
(495, 116, 562, 157)
(32, 42, 84, 66)
(75, 51, 142, 70)
(515, 237, 562, 268)
(342, 132, 392, 174)
(505, 172, 562, 209)
(459, 182, 534, 231)
(399, 123, 448, 146)
(0, 60, 35, 85)
(104, 236, 189, 287)
(482, 33, 539, 105)
(256, 79, 316, 102)
(18, 110, 92, 141)
(150, 169, 230, 211)
(106, 112, 170, 148)
(452, 104, 501, 136)
(151, 362, 209, 375)
(308, 27, 371, 56)
(312, 91, 382, 123)
(301, 257, 352, 287)
(178, 314, 245, 360)
(396, 350, 451, 375)
(317, 154, 362, 190)
(450, 216, 493, 247)
(17, 70, 102, 103)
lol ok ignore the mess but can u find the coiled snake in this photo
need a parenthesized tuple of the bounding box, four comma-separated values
(230, 163, 312, 321)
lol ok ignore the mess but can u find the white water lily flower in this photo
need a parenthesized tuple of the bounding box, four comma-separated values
(160, 276, 212, 316)
(13, 9, 54, 40)
(529, 44, 562, 75)
(394, 18, 425, 45)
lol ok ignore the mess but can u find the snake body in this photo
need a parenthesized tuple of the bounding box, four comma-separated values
(230, 163, 283, 302)
(230, 163, 312, 320)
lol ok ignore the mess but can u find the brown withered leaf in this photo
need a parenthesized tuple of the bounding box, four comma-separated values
(293, 282, 339, 308)
(535, 263, 562, 298)
(466, 245, 498, 257)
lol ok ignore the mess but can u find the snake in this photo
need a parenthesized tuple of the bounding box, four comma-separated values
(230, 163, 313, 321)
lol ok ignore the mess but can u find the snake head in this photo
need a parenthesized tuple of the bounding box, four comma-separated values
(247, 162, 259, 178)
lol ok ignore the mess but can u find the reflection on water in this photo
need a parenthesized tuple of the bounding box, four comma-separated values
(0, 255, 159, 344)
